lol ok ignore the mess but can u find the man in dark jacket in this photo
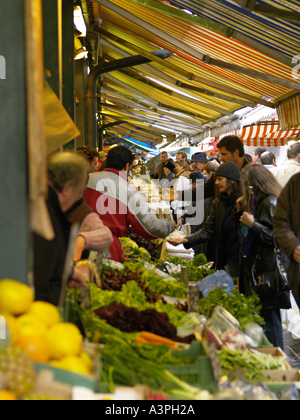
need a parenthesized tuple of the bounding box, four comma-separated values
(33, 152, 88, 305)
(273, 173, 300, 305)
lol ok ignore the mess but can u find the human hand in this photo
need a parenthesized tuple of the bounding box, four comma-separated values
(240, 211, 254, 228)
(167, 237, 188, 246)
(176, 219, 183, 228)
(73, 235, 86, 262)
(68, 266, 88, 288)
(293, 245, 300, 263)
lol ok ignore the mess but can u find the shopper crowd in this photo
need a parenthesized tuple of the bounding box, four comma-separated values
(33, 136, 300, 350)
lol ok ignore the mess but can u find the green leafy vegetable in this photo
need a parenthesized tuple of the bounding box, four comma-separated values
(89, 281, 186, 326)
(217, 347, 287, 383)
(198, 287, 263, 329)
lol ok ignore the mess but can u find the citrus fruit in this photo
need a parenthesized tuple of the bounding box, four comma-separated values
(58, 356, 90, 375)
(79, 351, 93, 373)
(16, 314, 48, 339)
(28, 301, 61, 328)
(16, 335, 51, 363)
(4, 315, 20, 345)
(0, 390, 18, 400)
(0, 279, 34, 315)
(46, 323, 83, 360)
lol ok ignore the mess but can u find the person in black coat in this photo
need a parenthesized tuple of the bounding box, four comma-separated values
(236, 164, 288, 349)
(168, 162, 242, 278)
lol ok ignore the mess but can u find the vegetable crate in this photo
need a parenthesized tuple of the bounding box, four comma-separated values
(166, 341, 217, 393)
(263, 370, 300, 396)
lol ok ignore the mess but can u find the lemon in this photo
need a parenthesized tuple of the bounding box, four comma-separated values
(79, 351, 93, 373)
(0, 390, 18, 400)
(58, 356, 90, 375)
(48, 360, 64, 369)
(46, 323, 83, 360)
(28, 301, 61, 328)
(16, 314, 48, 339)
(0, 279, 34, 315)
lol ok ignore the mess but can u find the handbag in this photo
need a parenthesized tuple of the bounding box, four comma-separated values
(251, 236, 291, 309)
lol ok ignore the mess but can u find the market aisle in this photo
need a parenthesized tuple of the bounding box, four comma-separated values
(283, 331, 300, 369)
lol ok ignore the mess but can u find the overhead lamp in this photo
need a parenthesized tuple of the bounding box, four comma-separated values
(74, 5, 86, 37)
(74, 38, 88, 60)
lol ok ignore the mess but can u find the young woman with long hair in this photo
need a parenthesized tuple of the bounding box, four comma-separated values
(169, 161, 242, 277)
(236, 164, 288, 349)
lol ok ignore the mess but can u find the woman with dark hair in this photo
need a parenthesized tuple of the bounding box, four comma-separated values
(236, 164, 288, 349)
(163, 161, 176, 184)
(76, 146, 99, 173)
(168, 162, 242, 277)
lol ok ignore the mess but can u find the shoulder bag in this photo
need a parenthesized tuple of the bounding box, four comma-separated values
(251, 236, 291, 309)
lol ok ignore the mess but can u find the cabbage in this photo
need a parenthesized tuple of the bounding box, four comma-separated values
(220, 330, 247, 350)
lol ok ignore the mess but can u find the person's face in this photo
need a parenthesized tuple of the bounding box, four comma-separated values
(176, 153, 183, 161)
(161, 153, 168, 163)
(252, 154, 260, 164)
(218, 147, 239, 164)
(194, 161, 205, 171)
(175, 164, 183, 174)
(215, 176, 231, 195)
(89, 157, 98, 173)
(164, 167, 171, 175)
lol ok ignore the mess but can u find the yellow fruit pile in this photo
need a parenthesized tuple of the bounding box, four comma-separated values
(0, 279, 93, 376)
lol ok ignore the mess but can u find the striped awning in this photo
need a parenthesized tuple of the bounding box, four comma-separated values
(199, 137, 219, 153)
(237, 122, 300, 146)
(88, 0, 300, 146)
(278, 94, 300, 130)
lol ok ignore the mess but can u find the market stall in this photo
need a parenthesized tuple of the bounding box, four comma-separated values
(0, 246, 299, 400)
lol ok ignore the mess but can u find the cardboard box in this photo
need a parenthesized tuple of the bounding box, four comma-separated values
(262, 370, 300, 383)
(256, 347, 292, 370)
(262, 370, 300, 395)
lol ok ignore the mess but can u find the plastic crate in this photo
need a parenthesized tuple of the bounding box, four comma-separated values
(34, 362, 99, 391)
(165, 341, 217, 393)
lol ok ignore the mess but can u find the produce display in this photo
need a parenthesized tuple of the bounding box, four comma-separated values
(217, 347, 288, 383)
(165, 255, 216, 283)
(129, 177, 172, 220)
(198, 287, 263, 330)
(120, 237, 152, 263)
(0, 231, 299, 400)
(0, 279, 95, 400)
(122, 228, 158, 261)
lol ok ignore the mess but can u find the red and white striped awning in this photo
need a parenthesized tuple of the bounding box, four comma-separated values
(237, 121, 300, 146)
(199, 137, 219, 153)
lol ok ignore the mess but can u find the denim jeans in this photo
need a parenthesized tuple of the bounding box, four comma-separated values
(261, 308, 284, 350)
